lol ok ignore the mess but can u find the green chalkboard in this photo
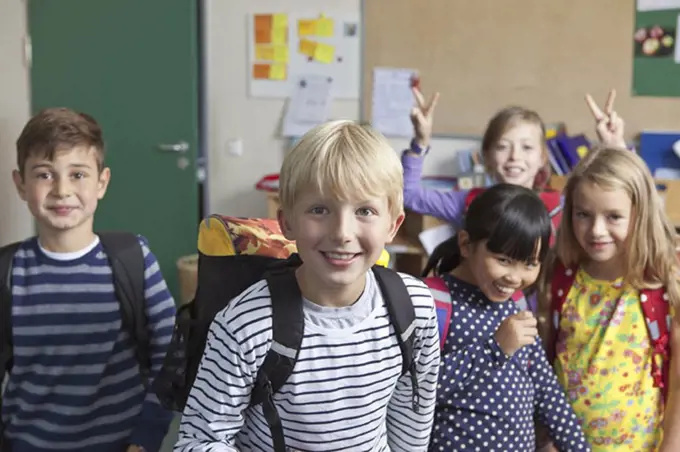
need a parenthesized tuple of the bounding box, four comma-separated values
(632, 8, 680, 97)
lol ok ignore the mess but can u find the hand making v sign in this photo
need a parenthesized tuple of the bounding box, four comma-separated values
(585, 89, 628, 150)
(410, 87, 440, 149)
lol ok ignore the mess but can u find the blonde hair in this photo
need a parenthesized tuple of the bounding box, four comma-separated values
(548, 147, 679, 314)
(481, 106, 550, 189)
(279, 120, 403, 218)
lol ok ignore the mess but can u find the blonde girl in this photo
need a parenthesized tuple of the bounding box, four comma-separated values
(538, 147, 680, 451)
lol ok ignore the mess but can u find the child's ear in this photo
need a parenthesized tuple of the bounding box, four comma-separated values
(457, 230, 472, 258)
(97, 167, 111, 199)
(386, 212, 405, 242)
(277, 208, 294, 240)
(12, 170, 26, 201)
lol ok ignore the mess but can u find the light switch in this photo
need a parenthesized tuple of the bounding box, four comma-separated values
(227, 138, 243, 157)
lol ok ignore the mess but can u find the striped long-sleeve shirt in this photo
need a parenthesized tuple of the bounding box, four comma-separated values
(174, 271, 440, 452)
(1, 235, 177, 452)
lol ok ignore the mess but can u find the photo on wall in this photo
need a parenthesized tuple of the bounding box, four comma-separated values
(634, 24, 676, 57)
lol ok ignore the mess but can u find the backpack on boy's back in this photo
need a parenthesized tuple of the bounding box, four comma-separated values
(152, 215, 420, 452)
(0, 232, 150, 450)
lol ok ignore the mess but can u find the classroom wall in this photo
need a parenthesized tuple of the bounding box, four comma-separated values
(0, 0, 34, 245)
(204, 0, 364, 218)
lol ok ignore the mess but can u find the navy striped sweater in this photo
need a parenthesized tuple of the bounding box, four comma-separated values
(1, 236, 176, 452)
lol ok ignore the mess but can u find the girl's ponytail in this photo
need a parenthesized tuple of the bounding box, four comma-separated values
(422, 235, 462, 277)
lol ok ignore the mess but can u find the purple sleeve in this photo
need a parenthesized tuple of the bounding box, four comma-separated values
(402, 151, 468, 226)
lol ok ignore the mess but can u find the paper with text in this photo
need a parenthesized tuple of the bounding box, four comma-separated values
(282, 75, 333, 137)
(371, 68, 417, 138)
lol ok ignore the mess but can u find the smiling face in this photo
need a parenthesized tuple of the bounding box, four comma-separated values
(487, 122, 546, 189)
(279, 187, 403, 306)
(13, 146, 110, 239)
(455, 232, 542, 302)
(571, 180, 632, 275)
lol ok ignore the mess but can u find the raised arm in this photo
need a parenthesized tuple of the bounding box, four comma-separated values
(402, 88, 468, 225)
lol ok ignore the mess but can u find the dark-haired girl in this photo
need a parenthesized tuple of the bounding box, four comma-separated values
(425, 184, 589, 452)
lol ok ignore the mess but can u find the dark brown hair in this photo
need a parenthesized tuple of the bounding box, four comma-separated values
(16, 107, 105, 175)
(480, 106, 550, 189)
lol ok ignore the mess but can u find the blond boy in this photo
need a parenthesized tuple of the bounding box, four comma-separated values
(2, 108, 176, 452)
(175, 120, 440, 451)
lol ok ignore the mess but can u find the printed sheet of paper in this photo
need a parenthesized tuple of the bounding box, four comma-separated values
(282, 75, 333, 137)
(637, 0, 680, 11)
(371, 68, 417, 138)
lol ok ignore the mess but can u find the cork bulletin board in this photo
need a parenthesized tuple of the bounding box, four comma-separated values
(362, 0, 680, 139)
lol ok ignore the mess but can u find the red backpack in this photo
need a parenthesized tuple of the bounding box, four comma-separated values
(464, 188, 563, 242)
(424, 276, 529, 349)
(548, 259, 672, 403)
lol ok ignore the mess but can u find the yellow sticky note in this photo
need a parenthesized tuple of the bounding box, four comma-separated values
(273, 45, 289, 63)
(313, 42, 335, 64)
(269, 63, 287, 80)
(272, 14, 287, 29)
(299, 39, 317, 58)
(314, 17, 334, 37)
(255, 45, 275, 61)
(298, 19, 316, 37)
(272, 27, 288, 44)
(576, 145, 589, 158)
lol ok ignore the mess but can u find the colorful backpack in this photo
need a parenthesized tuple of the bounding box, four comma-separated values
(548, 259, 671, 403)
(153, 215, 418, 452)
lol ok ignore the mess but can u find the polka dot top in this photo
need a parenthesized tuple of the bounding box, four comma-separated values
(430, 274, 590, 452)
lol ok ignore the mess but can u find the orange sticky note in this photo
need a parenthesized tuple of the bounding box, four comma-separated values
(314, 17, 334, 37)
(272, 14, 287, 29)
(255, 45, 275, 61)
(255, 28, 271, 44)
(272, 27, 288, 44)
(252, 63, 271, 80)
(298, 19, 316, 36)
(254, 15, 272, 32)
(299, 39, 317, 57)
(273, 45, 289, 63)
(313, 42, 335, 64)
(269, 63, 287, 80)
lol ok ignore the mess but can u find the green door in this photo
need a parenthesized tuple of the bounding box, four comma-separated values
(28, 0, 200, 299)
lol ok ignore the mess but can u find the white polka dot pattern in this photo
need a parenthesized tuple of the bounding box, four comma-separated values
(430, 275, 591, 452)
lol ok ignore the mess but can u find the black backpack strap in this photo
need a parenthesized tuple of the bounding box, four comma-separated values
(250, 267, 304, 452)
(99, 232, 150, 387)
(372, 266, 420, 413)
(0, 240, 22, 446)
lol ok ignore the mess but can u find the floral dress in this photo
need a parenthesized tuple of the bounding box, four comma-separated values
(554, 268, 663, 451)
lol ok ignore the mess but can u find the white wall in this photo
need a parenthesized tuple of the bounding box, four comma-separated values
(0, 0, 33, 245)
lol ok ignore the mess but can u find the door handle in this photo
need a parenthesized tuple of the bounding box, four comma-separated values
(157, 141, 189, 153)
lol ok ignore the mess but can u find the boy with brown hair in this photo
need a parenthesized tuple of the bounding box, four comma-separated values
(175, 120, 440, 451)
(0, 108, 176, 452)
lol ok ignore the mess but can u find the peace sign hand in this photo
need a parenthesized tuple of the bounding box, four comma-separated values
(410, 87, 440, 148)
(585, 89, 627, 149)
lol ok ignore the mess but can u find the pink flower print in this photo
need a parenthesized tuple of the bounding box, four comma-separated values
(588, 417, 609, 429)
(567, 370, 582, 387)
(611, 303, 626, 325)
